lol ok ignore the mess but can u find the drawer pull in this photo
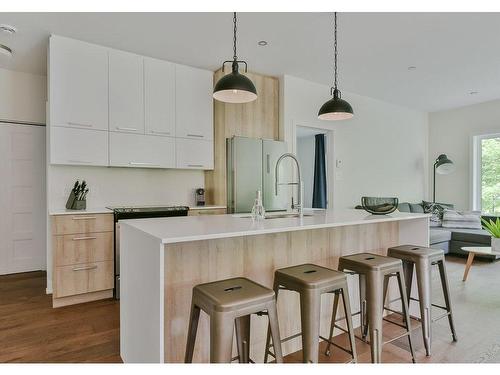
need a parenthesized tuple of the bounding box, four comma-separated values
(72, 236, 97, 241)
(72, 265, 98, 271)
(129, 162, 161, 167)
(116, 127, 137, 132)
(188, 164, 204, 168)
(186, 134, 204, 138)
(67, 121, 93, 128)
(72, 216, 97, 220)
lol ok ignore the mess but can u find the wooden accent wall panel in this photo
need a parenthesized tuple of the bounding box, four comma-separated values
(204, 70, 280, 206)
(163, 221, 399, 362)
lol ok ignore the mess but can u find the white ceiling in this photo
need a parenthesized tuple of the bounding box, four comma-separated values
(1, 12, 499, 112)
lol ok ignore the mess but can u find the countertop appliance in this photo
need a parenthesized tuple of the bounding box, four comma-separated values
(195, 188, 205, 206)
(226, 136, 289, 213)
(108, 205, 189, 299)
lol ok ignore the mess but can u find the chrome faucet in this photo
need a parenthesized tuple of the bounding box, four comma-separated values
(275, 153, 304, 217)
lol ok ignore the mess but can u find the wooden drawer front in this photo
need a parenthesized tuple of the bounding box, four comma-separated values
(52, 213, 113, 235)
(188, 208, 226, 216)
(54, 261, 114, 298)
(54, 232, 113, 267)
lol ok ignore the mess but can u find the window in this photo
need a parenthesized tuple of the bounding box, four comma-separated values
(473, 133, 500, 214)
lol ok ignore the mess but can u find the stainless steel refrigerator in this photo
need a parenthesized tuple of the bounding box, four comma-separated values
(227, 136, 289, 213)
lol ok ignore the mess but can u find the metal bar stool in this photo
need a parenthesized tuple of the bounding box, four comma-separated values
(264, 263, 357, 363)
(184, 277, 283, 363)
(335, 253, 416, 363)
(387, 245, 458, 356)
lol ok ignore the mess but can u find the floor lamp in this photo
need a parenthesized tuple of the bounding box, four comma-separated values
(433, 154, 455, 203)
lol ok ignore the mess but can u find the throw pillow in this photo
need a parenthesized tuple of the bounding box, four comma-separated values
(441, 209, 482, 229)
(422, 201, 454, 227)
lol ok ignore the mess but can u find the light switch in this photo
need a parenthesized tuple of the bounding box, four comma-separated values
(336, 159, 343, 168)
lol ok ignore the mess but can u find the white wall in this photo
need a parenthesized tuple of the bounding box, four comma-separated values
(47, 165, 205, 211)
(429, 99, 500, 210)
(281, 75, 429, 209)
(296, 135, 316, 207)
(0, 68, 46, 124)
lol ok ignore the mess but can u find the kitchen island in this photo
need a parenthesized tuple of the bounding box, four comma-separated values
(119, 209, 429, 363)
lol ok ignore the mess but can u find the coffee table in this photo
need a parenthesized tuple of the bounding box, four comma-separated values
(461, 246, 495, 281)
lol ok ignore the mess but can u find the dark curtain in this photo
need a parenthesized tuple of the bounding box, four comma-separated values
(312, 134, 327, 208)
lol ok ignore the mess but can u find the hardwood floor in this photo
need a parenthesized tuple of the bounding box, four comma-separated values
(0, 255, 499, 363)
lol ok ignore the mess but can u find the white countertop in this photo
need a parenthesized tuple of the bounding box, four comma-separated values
(49, 207, 112, 215)
(120, 209, 430, 244)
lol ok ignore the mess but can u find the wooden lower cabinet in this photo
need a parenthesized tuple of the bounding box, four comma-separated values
(51, 213, 114, 308)
(188, 208, 226, 216)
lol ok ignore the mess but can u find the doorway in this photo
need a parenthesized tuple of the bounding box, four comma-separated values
(295, 125, 333, 209)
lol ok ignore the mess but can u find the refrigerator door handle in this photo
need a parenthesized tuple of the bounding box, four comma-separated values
(266, 154, 270, 174)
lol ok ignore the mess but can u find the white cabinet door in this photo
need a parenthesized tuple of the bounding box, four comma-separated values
(0, 123, 46, 275)
(176, 138, 213, 170)
(109, 132, 175, 169)
(50, 127, 108, 166)
(49, 36, 108, 130)
(109, 50, 144, 134)
(144, 57, 176, 137)
(175, 65, 213, 140)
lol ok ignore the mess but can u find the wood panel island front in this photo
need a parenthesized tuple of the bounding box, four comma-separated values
(119, 209, 429, 363)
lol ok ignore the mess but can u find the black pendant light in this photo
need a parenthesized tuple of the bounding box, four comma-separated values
(213, 12, 257, 104)
(318, 12, 354, 121)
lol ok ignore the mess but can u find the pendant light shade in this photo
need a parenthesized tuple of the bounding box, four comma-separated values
(213, 13, 257, 103)
(318, 12, 353, 121)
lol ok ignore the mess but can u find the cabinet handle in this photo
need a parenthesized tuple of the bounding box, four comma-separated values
(72, 216, 97, 220)
(67, 160, 93, 164)
(72, 236, 97, 241)
(115, 127, 138, 132)
(186, 134, 204, 138)
(129, 162, 161, 167)
(67, 121, 93, 128)
(150, 130, 171, 135)
(188, 164, 204, 168)
(72, 265, 98, 271)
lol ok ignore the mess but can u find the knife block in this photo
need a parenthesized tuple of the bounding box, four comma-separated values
(65, 191, 87, 210)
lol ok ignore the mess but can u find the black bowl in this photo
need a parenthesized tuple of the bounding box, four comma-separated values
(361, 197, 399, 215)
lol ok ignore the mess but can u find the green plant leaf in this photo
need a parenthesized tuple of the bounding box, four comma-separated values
(482, 217, 500, 238)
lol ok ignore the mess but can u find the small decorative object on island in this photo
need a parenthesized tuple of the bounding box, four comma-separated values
(361, 197, 399, 215)
(251, 190, 266, 220)
(481, 217, 500, 253)
(65, 180, 88, 210)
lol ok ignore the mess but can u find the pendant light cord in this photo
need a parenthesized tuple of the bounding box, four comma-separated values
(333, 12, 338, 90)
(233, 12, 238, 61)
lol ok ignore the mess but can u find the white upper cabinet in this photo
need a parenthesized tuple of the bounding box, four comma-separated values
(144, 57, 176, 137)
(109, 50, 144, 134)
(109, 132, 175, 169)
(49, 36, 108, 130)
(176, 138, 214, 170)
(50, 127, 108, 166)
(175, 65, 213, 140)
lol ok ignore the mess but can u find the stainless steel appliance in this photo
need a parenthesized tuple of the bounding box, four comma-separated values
(108, 205, 189, 299)
(226, 136, 289, 213)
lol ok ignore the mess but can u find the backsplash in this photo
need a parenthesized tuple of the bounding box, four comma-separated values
(47, 165, 205, 210)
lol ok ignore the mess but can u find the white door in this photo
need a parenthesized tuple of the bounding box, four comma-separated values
(49, 35, 108, 131)
(109, 132, 175, 169)
(50, 127, 109, 166)
(0, 123, 46, 275)
(144, 57, 176, 137)
(109, 50, 144, 134)
(175, 64, 213, 140)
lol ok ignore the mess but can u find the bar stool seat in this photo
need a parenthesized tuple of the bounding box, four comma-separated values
(337, 253, 416, 363)
(265, 263, 357, 363)
(185, 277, 283, 363)
(387, 245, 458, 357)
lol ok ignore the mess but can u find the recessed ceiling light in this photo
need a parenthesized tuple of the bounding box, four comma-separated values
(0, 44, 12, 57)
(407, 66, 417, 71)
(0, 24, 17, 34)
(469, 91, 479, 95)
(258, 40, 268, 46)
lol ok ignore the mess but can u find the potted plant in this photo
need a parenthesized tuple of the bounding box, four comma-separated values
(482, 217, 500, 253)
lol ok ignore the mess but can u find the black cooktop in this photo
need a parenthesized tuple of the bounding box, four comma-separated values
(107, 205, 189, 220)
(108, 206, 189, 213)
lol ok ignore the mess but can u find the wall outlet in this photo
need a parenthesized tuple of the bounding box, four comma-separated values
(336, 159, 343, 168)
